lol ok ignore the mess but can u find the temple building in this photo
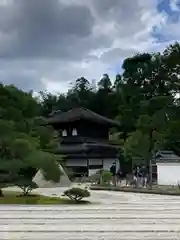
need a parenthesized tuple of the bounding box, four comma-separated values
(46, 108, 120, 177)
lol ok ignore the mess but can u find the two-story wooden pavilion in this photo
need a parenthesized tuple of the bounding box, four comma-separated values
(46, 108, 120, 177)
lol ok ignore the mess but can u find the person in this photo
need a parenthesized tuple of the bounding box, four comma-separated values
(140, 165, 148, 188)
(110, 162, 116, 186)
(116, 169, 122, 185)
(134, 166, 142, 188)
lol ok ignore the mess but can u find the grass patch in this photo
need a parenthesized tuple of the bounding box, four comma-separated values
(0, 191, 90, 205)
(90, 185, 180, 196)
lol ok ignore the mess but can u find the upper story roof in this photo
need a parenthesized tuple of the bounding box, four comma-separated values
(47, 108, 120, 127)
(154, 150, 180, 163)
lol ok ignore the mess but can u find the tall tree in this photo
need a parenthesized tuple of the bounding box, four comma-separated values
(39, 91, 58, 116)
(98, 74, 112, 91)
(66, 77, 95, 109)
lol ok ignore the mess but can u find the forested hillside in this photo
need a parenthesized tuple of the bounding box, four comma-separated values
(1, 42, 180, 175)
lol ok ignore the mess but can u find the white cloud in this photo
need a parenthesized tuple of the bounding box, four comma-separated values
(0, 0, 179, 93)
(55, 0, 166, 92)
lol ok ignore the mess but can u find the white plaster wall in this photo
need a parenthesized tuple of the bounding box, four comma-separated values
(103, 159, 119, 172)
(89, 159, 102, 165)
(66, 159, 87, 166)
(65, 158, 120, 173)
(89, 169, 100, 176)
(157, 162, 180, 185)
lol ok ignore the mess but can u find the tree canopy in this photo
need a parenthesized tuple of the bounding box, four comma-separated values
(0, 84, 62, 193)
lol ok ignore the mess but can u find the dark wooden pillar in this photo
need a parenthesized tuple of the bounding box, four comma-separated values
(87, 158, 89, 177)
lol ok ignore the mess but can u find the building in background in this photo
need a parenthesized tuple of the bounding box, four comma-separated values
(154, 150, 180, 185)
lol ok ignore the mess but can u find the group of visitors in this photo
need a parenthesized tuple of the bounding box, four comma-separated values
(109, 162, 149, 188)
(132, 165, 148, 188)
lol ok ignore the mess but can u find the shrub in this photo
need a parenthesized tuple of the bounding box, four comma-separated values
(88, 170, 101, 183)
(63, 187, 90, 202)
(15, 180, 38, 196)
(88, 170, 112, 185)
(101, 170, 112, 184)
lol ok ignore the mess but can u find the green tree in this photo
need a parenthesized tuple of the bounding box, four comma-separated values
(66, 77, 95, 109)
(0, 119, 62, 195)
(39, 91, 58, 116)
(98, 74, 112, 91)
(0, 84, 41, 120)
(124, 110, 168, 185)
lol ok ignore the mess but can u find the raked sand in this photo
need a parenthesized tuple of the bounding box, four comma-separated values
(1, 186, 180, 239)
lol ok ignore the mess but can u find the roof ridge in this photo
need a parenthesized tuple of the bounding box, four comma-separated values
(47, 107, 120, 126)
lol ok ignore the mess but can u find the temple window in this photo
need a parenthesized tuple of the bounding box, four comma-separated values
(72, 128, 78, 136)
(62, 129, 67, 137)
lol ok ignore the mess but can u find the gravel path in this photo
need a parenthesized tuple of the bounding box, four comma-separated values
(1, 187, 180, 239)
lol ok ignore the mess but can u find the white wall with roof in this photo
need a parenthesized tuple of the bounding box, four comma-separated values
(155, 150, 180, 185)
(157, 162, 180, 185)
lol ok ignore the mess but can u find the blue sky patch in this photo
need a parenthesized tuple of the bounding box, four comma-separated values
(158, 0, 180, 22)
(152, 0, 180, 42)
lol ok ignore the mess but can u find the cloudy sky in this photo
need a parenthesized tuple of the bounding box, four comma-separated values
(0, 0, 179, 93)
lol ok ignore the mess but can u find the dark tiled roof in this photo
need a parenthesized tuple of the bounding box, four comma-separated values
(47, 108, 120, 126)
(58, 142, 119, 154)
(155, 150, 180, 163)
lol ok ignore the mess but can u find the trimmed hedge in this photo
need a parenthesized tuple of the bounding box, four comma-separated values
(63, 187, 91, 202)
(90, 185, 180, 196)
